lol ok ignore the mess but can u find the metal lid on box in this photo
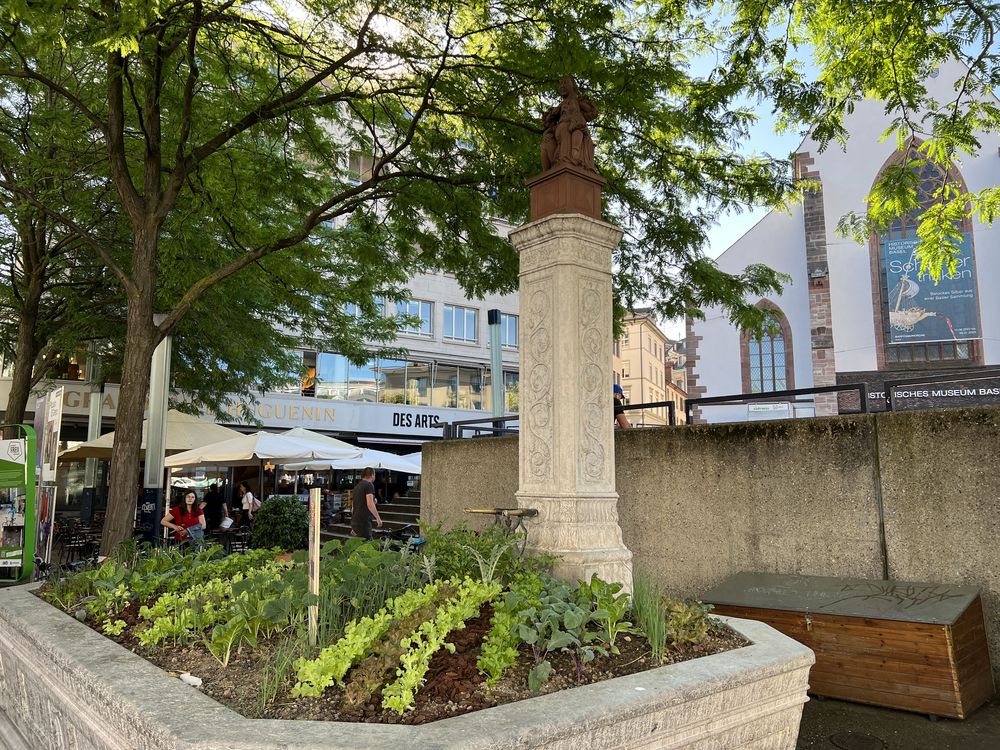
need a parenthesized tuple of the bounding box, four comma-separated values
(703, 572, 980, 625)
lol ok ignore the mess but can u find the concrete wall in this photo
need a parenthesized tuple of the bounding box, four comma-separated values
(422, 436, 520, 533)
(422, 406, 1000, 683)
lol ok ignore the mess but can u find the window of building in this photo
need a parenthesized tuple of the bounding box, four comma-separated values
(344, 297, 384, 318)
(348, 151, 374, 183)
(870, 143, 982, 368)
(504, 371, 519, 412)
(398, 300, 432, 337)
(748, 333, 787, 392)
(740, 301, 794, 394)
(405, 362, 432, 406)
(443, 304, 478, 342)
(457, 367, 483, 410)
(613, 340, 620, 357)
(377, 358, 407, 404)
(501, 313, 518, 348)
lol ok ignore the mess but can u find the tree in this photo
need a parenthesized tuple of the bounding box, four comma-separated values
(722, 0, 1000, 279)
(2, 0, 806, 553)
(0, 53, 121, 423)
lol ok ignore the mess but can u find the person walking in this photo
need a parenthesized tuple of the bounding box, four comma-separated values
(350, 468, 383, 541)
(238, 481, 261, 526)
(161, 491, 206, 548)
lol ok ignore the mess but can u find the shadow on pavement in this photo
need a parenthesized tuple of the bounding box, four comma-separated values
(797, 695, 1000, 750)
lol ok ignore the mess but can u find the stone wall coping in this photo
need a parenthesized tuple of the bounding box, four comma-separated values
(0, 583, 813, 750)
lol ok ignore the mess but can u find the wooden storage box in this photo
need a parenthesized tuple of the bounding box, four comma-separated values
(704, 572, 994, 718)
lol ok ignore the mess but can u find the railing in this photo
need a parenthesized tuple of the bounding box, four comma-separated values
(441, 415, 520, 439)
(685, 383, 869, 424)
(618, 400, 678, 426)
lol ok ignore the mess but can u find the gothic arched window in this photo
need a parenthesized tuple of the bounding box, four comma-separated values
(868, 142, 982, 367)
(741, 301, 794, 394)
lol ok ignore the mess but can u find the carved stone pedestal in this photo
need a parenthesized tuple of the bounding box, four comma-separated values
(509, 211, 633, 590)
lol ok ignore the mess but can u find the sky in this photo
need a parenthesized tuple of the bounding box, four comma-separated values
(660, 113, 808, 339)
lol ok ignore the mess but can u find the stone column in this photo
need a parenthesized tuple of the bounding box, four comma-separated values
(509, 165, 633, 590)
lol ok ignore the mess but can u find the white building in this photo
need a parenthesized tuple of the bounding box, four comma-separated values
(687, 61, 1000, 423)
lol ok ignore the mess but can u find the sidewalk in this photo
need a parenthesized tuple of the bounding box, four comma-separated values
(797, 695, 1000, 749)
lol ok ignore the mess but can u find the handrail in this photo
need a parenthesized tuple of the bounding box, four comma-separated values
(442, 415, 520, 439)
(685, 383, 869, 423)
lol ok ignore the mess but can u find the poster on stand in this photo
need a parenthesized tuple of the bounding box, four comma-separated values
(40, 387, 64, 484)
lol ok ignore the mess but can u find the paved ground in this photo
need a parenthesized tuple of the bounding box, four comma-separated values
(797, 695, 1000, 750)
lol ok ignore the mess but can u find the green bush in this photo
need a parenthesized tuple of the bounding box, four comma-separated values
(252, 496, 308, 551)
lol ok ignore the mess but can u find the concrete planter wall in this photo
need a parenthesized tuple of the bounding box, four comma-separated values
(0, 584, 813, 750)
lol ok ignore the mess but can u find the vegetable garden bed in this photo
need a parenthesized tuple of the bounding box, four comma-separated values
(34, 531, 749, 725)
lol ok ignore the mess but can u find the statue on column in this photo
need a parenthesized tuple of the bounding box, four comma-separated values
(540, 77, 598, 173)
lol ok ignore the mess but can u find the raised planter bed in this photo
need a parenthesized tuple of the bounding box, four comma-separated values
(0, 582, 813, 750)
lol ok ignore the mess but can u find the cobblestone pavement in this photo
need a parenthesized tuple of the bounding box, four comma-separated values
(798, 695, 1000, 750)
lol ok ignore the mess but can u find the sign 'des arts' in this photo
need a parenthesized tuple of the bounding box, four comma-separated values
(882, 234, 980, 344)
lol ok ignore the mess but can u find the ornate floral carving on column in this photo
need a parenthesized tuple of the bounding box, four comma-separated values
(524, 284, 553, 481)
(579, 280, 609, 484)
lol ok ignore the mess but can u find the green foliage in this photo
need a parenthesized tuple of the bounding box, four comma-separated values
(513, 575, 609, 693)
(251, 496, 308, 552)
(631, 577, 668, 663)
(382, 577, 501, 715)
(576, 575, 634, 654)
(664, 599, 714, 651)
(722, 0, 1000, 282)
(420, 524, 550, 585)
(477, 572, 545, 685)
(292, 581, 445, 698)
(313, 539, 424, 646)
(630, 576, 714, 659)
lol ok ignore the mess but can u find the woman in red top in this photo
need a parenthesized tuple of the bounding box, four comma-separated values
(161, 491, 206, 547)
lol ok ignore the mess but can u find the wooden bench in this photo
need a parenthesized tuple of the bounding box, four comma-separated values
(704, 572, 994, 719)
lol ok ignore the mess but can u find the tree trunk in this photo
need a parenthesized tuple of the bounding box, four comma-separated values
(3, 286, 42, 425)
(100, 274, 158, 555)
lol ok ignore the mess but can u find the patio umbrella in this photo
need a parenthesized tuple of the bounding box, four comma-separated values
(402, 450, 422, 471)
(59, 410, 245, 461)
(164, 429, 360, 468)
(285, 447, 421, 474)
(281, 427, 362, 457)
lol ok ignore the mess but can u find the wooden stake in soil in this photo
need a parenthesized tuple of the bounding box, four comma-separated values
(308, 487, 321, 647)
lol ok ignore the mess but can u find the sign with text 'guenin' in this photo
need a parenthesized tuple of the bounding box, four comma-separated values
(881, 234, 980, 344)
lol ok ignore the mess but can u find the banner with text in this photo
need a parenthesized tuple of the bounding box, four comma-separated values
(881, 234, 980, 344)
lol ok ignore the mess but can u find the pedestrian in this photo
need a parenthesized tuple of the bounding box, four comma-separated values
(201, 483, 229, 531)
(238, 481, 261, 525)
(350, 467, 383, 541)
(614, 384, 631, 429)
(161, 490, 206, 548)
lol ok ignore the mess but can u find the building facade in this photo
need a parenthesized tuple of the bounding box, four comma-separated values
(613, 309, 686, 426)
(687, 61, 1000, 423)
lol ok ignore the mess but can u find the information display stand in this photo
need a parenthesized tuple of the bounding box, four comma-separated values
(0, 424, 37, 584)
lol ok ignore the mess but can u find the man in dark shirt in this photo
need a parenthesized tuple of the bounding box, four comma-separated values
(351, 468, 382, 540)
(201, 483, 229, 530)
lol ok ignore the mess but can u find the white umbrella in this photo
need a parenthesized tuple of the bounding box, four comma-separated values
(164, 430, 360, 468)
(285, 447, 421, 474)
(59, 410, 244, 461)
(403, 450, 422, 471)
(281, 427, 362, 457)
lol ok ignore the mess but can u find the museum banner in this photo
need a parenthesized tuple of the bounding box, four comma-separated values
(881, 234, 980, 344)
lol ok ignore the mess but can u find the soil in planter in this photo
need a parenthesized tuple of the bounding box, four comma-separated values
(115, 610, 747, 725)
